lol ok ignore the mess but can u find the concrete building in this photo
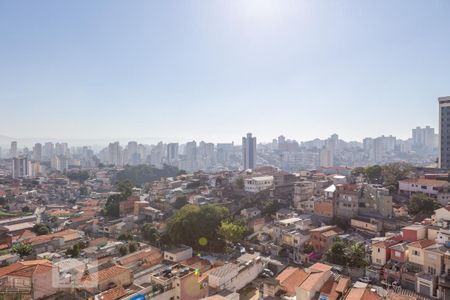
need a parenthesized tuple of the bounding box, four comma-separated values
(167, 143, 179, 165)
(33, 143, 42, 161)
(244, 176, 273, 193)
(319, 146, 334, 167)
(12, 156, 29, 178)
(439, 96, 450, 169)
(242, 133, 256, 170)
(9, 141, 17, 158)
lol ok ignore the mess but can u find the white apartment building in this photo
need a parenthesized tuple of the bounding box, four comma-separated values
(244, 176, 274, 193)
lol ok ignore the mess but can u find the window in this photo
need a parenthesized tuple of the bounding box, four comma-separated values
(377, 248, 380, 253)
(413, 250, 420, 256)
(428, 266, 436, 275)
(394, 251, 401, 257)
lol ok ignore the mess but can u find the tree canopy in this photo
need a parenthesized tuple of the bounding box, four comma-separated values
(113, 164, 179, 186)
(218, 220, 247, 244)
(32, 223, 50, 236)
(166, 204, 229, 251)
(326, 239, 368, 268)
(66, 170, 90, 183)
(12, 243, 32, 257)
(408, 193, 441, 216)
(103, 181, 134, 218)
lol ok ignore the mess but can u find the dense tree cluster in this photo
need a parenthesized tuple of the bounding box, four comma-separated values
(218, 220, 247, 244)
(326, 239, 368, 268)
(32, 223, 50, 236)
(408, 193, 441, 216)
(103, 181, 134, 218)
(113, 164, 179, 186)
(352, 162, 413, 191)
(165, 204, 229, 251)
(66, 170, 90, 183)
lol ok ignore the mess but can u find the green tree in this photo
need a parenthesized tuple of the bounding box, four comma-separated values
(347, 242, 368, 268)
(351, 167, 366, 178)
(365, 165, 383, 184)
(173, 196, 188, 209)
(119, 245, 128, 256)
(12, 243, 32, 257)
(326, 239, 348, 266)
(116, 181, 134, 199)
(142, 224, 160, 245)
(235, 177, 244, 189)
(103, 194, 122, 218)
(79, 186, 88, 196)
(218, 220, 247, 244)
(0, 197, 6, 206)
(128, 242, 138, 253)
(262, 199, 280, 217)
(118, 232, 133, 241)
(303, 244, 314, 254)
(166, 204, 229, 251)
(67, 171, 90, 183)
(21, 206, 30, 213)
(408, 193, 441, 215)
(382, 162, 413, 191)
(114, 165, 179, 186)
(66, 244, 81, 258)
(32, 223, 50, 236)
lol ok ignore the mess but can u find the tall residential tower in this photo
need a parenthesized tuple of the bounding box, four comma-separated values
(242, 133, 256, 170)
(439, 96, 450, 169)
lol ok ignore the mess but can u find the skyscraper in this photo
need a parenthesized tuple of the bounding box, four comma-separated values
(33, 143, 42, 161)
(108, 142, 122, 166)
(10, 141, 17, 158)
(12, 156, 29, 178)
(242, 133, 256, 170)
(439, 96, 450, 169)
(167, 143, 179, 165)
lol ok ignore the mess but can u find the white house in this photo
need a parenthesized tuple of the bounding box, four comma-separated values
(244, 176, 274, 193)
(398, 178, 450, 197)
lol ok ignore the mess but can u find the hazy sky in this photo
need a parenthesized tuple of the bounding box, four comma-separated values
(1, 0, 450, 144)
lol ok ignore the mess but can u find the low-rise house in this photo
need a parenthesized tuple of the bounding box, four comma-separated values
(0, 260, 59, 299)
(241, 207, 261, 219)
(407, 239, 436, 272)
(128, 263, 208, 300)
(21, 229, 84, 254)
(309, 225, 343, 254)
(371, 238, 400, 266)
(164, 245, 192, 262)
(296, 263, 332, 300)
(351, 217, 382, 236)
(117, 246, 163, 271)
(81, 264, 132, 293)
(402, 224, 427, 242)
(399, 178, 450, 198)
(208, 254, 265, 292)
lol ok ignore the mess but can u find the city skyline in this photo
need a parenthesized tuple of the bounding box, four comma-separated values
(1, 1, 450, 142)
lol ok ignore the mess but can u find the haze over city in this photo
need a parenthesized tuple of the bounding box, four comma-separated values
(2, 1, 450, 143)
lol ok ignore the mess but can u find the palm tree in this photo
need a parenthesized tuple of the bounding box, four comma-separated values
(347, 242, 368, 268)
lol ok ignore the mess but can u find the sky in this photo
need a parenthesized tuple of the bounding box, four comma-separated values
(1, 0, 450, 145)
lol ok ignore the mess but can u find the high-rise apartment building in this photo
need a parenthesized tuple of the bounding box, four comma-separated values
(242, 133, 256, 170)
(439, 96, 450, 169)
(108, 142, 122, 166)
(12, 156, 29, 178)
(43, 142, 54, 161)
(10, 141, 18, 158)
(167, 143, 179, 165)
(33, 143, 42, 161)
